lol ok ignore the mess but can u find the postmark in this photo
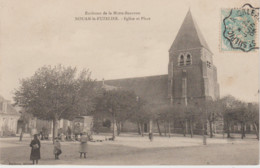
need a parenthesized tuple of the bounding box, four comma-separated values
(221, 4, 259, 52)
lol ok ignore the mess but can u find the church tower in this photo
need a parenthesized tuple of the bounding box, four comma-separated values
(168, 10, 219, 105)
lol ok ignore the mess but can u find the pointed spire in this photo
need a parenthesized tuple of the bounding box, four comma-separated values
(169, 10, 211, 53)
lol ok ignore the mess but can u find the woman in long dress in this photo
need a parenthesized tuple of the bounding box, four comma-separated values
(79, 132, 88, 158)
(30, 134, 41, 164)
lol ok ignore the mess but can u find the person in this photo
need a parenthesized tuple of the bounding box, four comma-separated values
(60, 133, 65, 141)
(19, 131, 23, 141)
(53, 137, 62, 160)
(79, 132, 88, 158)
(149, 132, 153, 142)
(67, 126, 72, 140)
(30, 134, 41, 164)
(39, 131, 43, 140)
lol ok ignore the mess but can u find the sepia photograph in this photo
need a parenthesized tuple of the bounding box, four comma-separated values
(0, 0, 259, 166)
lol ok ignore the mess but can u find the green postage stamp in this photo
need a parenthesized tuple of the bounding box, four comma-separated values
(221, 4, 259, 52)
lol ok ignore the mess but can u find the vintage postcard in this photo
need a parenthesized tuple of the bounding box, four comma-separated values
(0, 0, 259, 166)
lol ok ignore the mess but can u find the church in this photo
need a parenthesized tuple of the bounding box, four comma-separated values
(103, 10, 219, 109)
(101, 10, 220, 133)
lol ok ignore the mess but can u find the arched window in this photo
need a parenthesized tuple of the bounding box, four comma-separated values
(179, 54, 184, 66)
(186, 54, 192, 65)
(207, 61, 211, 68)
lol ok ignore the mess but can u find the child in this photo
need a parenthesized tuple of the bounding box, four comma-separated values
(54, 137, 62, 160)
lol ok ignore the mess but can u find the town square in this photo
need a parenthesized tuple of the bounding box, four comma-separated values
(0, 133, 259, 165)
(0, 0, 259, 166)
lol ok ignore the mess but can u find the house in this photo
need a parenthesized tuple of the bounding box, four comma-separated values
(0, 95, 21, 136)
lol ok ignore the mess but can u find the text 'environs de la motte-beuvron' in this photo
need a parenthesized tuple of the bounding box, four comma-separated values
(75, 11, 150, 21)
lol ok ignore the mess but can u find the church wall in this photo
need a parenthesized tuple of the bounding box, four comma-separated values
(201, 48, 218, 99)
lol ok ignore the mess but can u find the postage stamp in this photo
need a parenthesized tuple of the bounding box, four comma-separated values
(221, 3, 259, 52)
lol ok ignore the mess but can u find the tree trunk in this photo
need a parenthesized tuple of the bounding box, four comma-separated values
(116, 122, 121, 136)
(241, 122, 244, 139)
(141, 123, 144, 137)
(168, 121, 171, 138)
(52, 118, 58, 143)
(112, 112, 116, 140)
(25, 123, 28, 133)
(149, 120, 153, 133)
(137, 122, 141, 135)
(209, 121, 213, 138)
(164, 122, 167, 136)
(189, 120, 193, 138)
(183, 122, 186, 137)
(253, 123, 259, 140)
(156, 120, 162, 136)
(222, 123, 225, 139)
(243, 124, 246, 138)
(185, 120, 188, 136)
(172, 121, 174, 135)
(139, 122, 143, 136)
(121, 122, 124, 133)
(202, 121, 207, 145)
(227, 120, 231, 138)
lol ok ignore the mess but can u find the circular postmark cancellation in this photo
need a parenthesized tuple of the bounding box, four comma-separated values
(222, 4, 259, 52)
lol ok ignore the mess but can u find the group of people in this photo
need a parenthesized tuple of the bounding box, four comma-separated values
(29, 132, 89, 164)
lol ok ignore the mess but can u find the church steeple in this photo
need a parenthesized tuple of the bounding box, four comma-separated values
(169, 10, 211, 53)
(168, 10, 219, 104)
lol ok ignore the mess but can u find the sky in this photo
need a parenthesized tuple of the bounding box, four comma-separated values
(0, 0, 259, 103)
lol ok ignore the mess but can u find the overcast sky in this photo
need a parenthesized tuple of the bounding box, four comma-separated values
(0, 0, 259, 103)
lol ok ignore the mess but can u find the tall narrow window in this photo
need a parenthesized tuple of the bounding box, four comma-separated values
(186, 54, 191, 65)
(179, 55, 184, 66)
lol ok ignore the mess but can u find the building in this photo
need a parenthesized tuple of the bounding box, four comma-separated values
(168, 10, 219, 105)
(101, 10, 220, 133)
(0, 95, 21, 136)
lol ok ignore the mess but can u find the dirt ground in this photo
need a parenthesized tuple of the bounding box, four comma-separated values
(0, 133, 259, 165)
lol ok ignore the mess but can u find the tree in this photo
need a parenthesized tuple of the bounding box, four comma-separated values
(219, 95, 243, 138)
(247, 103, 259, 140)
(156, 104, 178, 137)
(156, 104, 171, 137)
(14, 65, 96, 142)
(232, 101, 248, 139)
(18, 109, 34, 141)
(19, 109, 34, 132)
(219, 96, 259, 140)
(173, 104, 187, 137)
(186, 102, 204, 138)
(204, 99, 223, 138)
(94, 89, 138, 139)
(130, 98, 150, 136)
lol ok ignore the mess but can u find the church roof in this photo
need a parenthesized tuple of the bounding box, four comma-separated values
(100, 74, 169, 104)
(169, 10, 211, 53)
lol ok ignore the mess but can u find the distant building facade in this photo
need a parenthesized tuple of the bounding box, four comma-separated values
(0, 95, 21, 136)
